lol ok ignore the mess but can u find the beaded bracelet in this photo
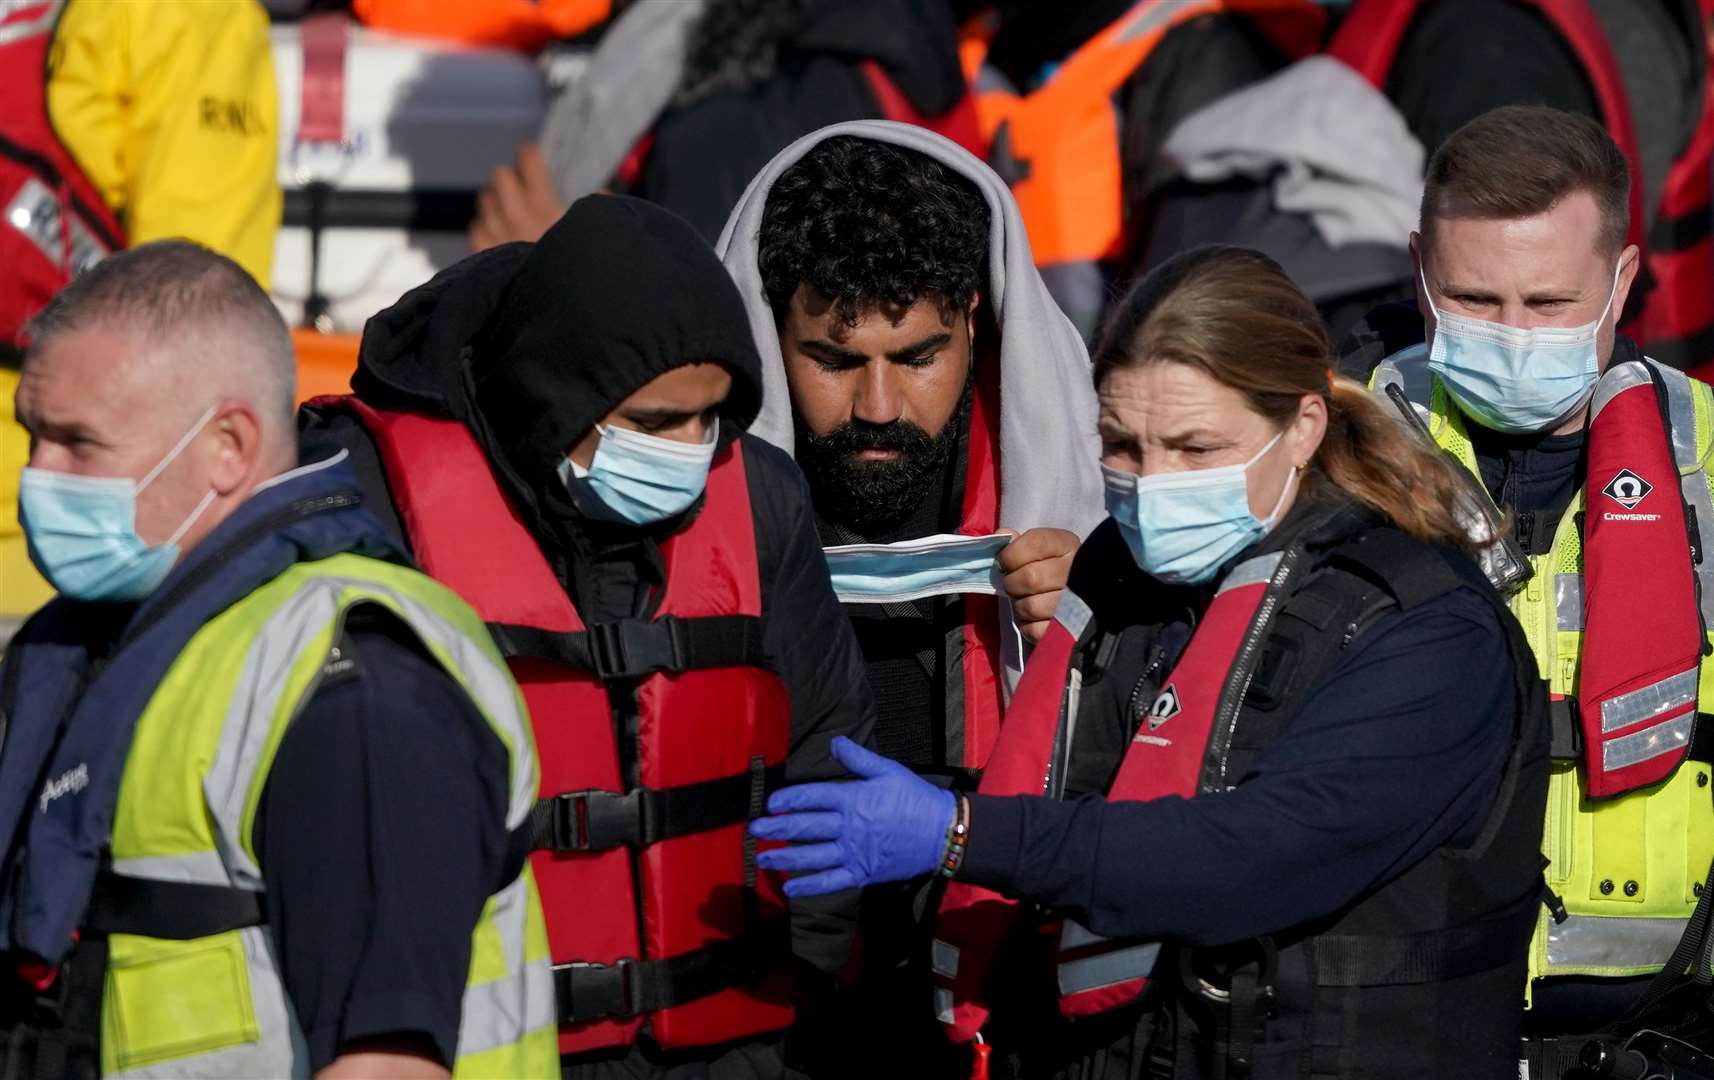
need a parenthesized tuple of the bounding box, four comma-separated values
(938, 794, 971, 879)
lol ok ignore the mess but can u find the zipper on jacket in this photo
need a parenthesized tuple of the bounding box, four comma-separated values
(1210, 547, 1301, 790)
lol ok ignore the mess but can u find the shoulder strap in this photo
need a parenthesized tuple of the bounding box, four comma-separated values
(318, 395, 583, 633)
(1325, 528, 1469, 612)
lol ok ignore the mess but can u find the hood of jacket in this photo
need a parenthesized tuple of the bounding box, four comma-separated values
(352, 194, 764, 493)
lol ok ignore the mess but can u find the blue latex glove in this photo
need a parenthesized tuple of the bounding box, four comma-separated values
(750, 736, 956, 897)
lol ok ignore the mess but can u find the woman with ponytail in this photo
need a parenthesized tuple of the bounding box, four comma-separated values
(752, 247, 1550, 1079)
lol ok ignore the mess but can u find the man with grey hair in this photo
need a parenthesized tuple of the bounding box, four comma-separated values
(0, 240, 558, 1080)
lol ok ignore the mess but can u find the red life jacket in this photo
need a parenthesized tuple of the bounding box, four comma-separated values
(320, 397, 796, 1056)
(931, 552, 1285, 1041)
(952, 338, 1004, 769)
(860, 60, 985, 160)
(0, 0, 123, 348)
(1327, 0, 1714, 372)
(1577, 361, 1703, 795)
(1658, 0, 1714, 377)
(842, 332, 1006, 772)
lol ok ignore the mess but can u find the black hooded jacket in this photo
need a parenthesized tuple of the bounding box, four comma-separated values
(298, 198, 875, 1058)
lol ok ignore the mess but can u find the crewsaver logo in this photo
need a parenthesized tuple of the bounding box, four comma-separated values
(1602, 468, 1654, 509)
(1147, 684, 1182, 730)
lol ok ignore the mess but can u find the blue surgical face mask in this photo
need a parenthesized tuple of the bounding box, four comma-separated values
(557, 418, 720, 526)
(823, 533, 1011, 604)
(19, 406, 218, 602)
(1103, 430, 1295, 586)
(1424, 261, 1621, 435)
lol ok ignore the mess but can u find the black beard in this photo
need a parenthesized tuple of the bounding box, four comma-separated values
(796, 381, 972, 536)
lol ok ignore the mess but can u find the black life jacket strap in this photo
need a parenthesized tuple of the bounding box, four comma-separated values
(0, 936, 106, 1080)
(551, 918, 789, 1025)
(529, 763, 786, 853)
(1616, 846, 1714, 1024)
(1547, 698, 1583, 761)
(486, 614, 770, 680)
(80, 870, 267, 940)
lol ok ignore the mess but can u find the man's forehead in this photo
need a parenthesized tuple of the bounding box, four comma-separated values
(790, 287, 953, 344)
(20, 324, 158, 417)
(1429, 192, 1609, 280)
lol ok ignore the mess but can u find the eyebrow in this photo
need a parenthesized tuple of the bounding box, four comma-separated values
(798, 331, 955, 365)
(1158, 428, 1228, 445)
(1439, 281, 1580, 304)
(620, 406, 708, 425)
(23, 414, 100, 444)
(887, 332, 952, 361)
(1438, 282, 1503, 303)
(1096, 421, 1227, 445)
(798, 339, 865, 365)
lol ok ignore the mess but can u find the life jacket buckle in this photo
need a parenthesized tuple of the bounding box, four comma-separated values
(3, 955, 67, 1027)
(586, 619, 686, 680)
(552, 956, 640, 1022)
(547, 789, 643, 852)
(1179, 937, 1279, 1011)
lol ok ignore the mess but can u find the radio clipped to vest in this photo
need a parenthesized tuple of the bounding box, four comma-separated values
(1385, 382, 1533, 595)
(320, 397, 797, 1056)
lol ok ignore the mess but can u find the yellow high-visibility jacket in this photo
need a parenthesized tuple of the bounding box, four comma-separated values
(45, 0, 281, 287)
(1, 367, 53, 627)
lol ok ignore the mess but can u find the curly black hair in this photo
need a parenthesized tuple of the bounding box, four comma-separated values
(758, 136, 991, 326)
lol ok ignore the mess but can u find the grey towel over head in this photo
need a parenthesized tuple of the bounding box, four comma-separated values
(714, 119, 1106, 544)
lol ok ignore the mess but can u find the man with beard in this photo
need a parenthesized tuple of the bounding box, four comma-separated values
(717, 121, 1103, 1072)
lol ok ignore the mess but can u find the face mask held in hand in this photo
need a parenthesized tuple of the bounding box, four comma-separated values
(557, 417, 720, 526)
(823, 532, 1010, 605)
(1103, 429, 1295, 586)
(1423, 261, 1621, 435)
(19, 406, 218, 602)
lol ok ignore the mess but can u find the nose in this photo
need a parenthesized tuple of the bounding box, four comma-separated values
(681, 414, 714, 445)
(25, 441, 67, 472)
(1498, 302, 1545, 330)
(851, 361, 903, 425)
